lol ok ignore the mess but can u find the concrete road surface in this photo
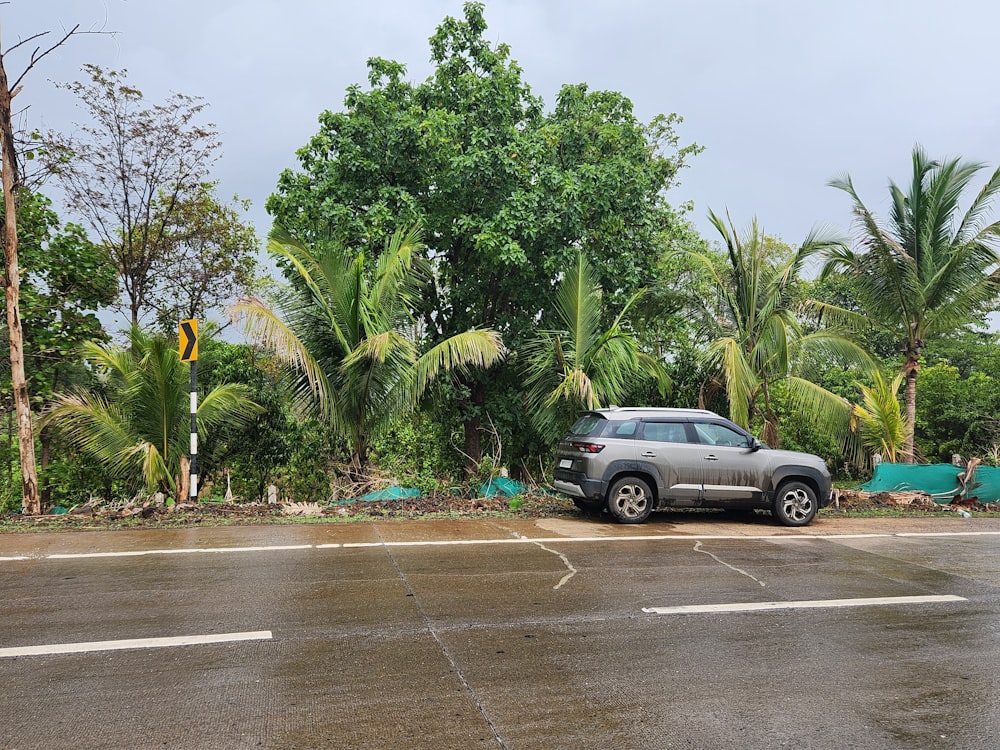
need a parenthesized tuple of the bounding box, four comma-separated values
(1, 514, 998, 749)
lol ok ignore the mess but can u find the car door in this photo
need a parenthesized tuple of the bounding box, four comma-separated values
(689, 420, 764, 501)
(635, 420, 704, 504)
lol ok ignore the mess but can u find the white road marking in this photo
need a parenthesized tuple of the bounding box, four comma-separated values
(1, 530, 998, 563)
(0, 630, 273, 658)
(47, 544, 313, 559)
(642, 594, 967, 615)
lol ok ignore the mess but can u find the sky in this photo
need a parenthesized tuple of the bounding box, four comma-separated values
(4, 0, 1000, 288)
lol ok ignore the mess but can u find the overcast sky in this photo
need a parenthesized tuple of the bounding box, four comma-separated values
(5, 0, 1000, 265)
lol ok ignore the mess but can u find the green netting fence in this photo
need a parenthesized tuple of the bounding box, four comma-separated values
(859, 463, 999, 504)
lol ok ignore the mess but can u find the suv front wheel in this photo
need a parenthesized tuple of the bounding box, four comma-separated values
(607, 477, 654, 524)
(772, 480, 818, 526)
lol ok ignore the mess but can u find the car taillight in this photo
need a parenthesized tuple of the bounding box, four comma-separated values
(570, 441, 605, 454)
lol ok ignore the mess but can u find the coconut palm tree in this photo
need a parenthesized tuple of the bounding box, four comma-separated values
(233, 226, 504, 479)
(825, 146, 1000, 462)
(41, 327, 261, 498)
(523, 250, 670, 440)
(684, 209, 873, 449)
(852, 370, 908, 464)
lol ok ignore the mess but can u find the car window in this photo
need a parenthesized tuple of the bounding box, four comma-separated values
(606, 420, 638, 438)
(568, 415, 604, 437)
(641, 422, 688, 443)
(693, 422, 751, 448)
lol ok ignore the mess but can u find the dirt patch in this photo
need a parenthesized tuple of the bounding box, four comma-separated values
(1, 489, 996, 533)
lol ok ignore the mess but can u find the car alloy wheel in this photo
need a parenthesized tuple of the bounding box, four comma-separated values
(773, 480, 817, 526)
(607, 477, 653, 524)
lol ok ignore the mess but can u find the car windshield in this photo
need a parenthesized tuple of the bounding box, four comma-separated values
(567, 414, 605, 437)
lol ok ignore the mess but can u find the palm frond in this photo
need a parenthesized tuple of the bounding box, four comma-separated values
(411, 329, 504, 401)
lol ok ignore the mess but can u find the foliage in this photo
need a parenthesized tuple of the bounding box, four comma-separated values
(196, 337, 293, 503)
(369, 409, 465, 495)
(852, 370, 908, 463)
(234, 226, 504, 478)
(266, 1, 700, 463)
(824, 145, 1000, 462)
(40, 327, 262, 496)
(523, 250, 670, 440)
(679, 209, 872, 454)
(151, 182, 259, 331)
(39, 65, 225, 327)
(916, 361, 1000, 463)
(0, 191, 117, 402)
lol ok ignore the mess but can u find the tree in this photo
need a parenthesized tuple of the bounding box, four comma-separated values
(151, 182, 259, 331)
(523, 250, 670, 440)
(1, 190, 117, 506)
(40, 65, 227, 327)
(40, 327, 262, 499)
(682, 210, 872, 449)
(267, 2, 698, 466)
(825, 145, 1000, 462)
(852, 370, 908, 464)
(0, 21, 95, 514)
(234, 226, 504, 480)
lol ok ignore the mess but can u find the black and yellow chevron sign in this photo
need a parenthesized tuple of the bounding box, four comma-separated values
(179, 319, 198, 362)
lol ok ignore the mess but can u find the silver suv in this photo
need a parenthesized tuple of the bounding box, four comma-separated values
(552, 407, 831, 526)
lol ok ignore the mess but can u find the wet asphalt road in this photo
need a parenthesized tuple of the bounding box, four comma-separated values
(1, 515, 998, 750)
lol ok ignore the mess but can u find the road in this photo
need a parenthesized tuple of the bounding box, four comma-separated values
(1, 514, 998, 749)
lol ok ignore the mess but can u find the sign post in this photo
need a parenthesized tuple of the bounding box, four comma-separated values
(179, 319, 198, 502)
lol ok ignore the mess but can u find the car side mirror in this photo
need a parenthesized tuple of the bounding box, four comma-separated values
(749, 437, 762, 452)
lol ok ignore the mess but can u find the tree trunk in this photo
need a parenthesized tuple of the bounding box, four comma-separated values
(39, 427, 51, 508)
(462, 379, 485, 475)
(902, 348, 920, 464)
(0, 57, 40, 514)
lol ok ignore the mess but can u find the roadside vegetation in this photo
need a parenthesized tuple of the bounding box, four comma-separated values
(3, 3, 1000, 519)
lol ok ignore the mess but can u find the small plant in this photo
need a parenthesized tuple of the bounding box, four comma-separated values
(508, 495, 523, 511)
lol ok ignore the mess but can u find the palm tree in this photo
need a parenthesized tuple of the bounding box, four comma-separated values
(684, 209, 872, 448)
(41, 327, 261, 498)
(233, 226, 504, 479)
(523, 250, 670, 439)
(825, 145, 1000, 462)
(852, 370, 908, 464)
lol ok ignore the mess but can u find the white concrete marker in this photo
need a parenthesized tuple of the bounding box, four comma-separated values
(643, 594, 967, 615)
(0, 630, 273, 658)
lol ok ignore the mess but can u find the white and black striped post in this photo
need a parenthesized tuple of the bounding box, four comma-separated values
(189, 359, 198, 501)
(179, 319, 199, 502)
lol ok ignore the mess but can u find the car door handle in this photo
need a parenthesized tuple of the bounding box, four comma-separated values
(704, 454, 719, 461)
(641, 451, 657, 458)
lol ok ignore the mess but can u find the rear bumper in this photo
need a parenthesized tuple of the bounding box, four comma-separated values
(553, 469, 607, 501)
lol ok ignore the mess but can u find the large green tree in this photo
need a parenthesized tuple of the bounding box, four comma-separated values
(825, 145, 1000, 462)
(682, 210, 872, 449)
(267, 2, 698, 465)
(234, 227, 504, 481)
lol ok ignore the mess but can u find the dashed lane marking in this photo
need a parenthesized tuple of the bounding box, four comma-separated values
(642, 594, 967, 615)
(0, 630, 273, 658)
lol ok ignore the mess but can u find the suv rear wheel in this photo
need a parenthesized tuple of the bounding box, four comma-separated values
(607, 477, 654, 524)
(773, 480, 817, 526)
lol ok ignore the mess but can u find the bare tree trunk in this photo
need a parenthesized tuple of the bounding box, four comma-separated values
(0, 56, 39, 514)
